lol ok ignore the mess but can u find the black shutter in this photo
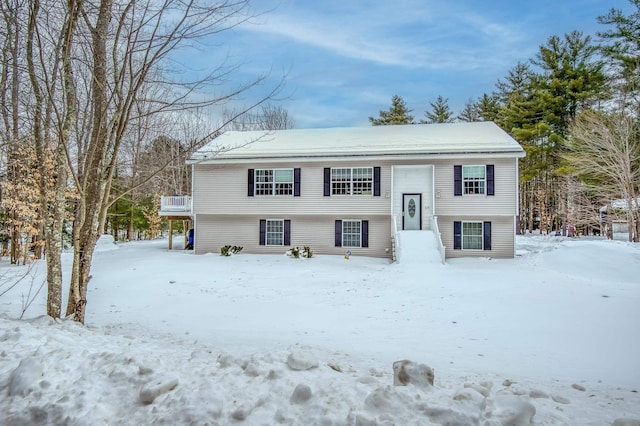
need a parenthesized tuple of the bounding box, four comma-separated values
(486, 165, 494, 196)
(259, 219, 266, 245)
(453, 221, 462, 250)
(335, 220, 342, 247)
(483, 221, 492, 251)
(361, 220, 369, 248)
(248, 169, 255, 197)
(373, 167, 381, 196)
(324, 168, 331, 196)
(284, 220, 291, 245)
(454, 165, 462, 196)
(294, 168, 301, 197)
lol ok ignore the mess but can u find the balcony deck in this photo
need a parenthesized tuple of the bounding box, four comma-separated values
(159, 195, 193, 218)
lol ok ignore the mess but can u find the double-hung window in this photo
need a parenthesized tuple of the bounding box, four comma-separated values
(331, 167, 373, 195)
(259, 219, 291, 246)
(334, 219, 369, 248)
(266, 219, 284, 245)
(463, 166, 485, 195)
(453, 221, 491, 251)
(255, 169, 294, 195)
(462, 222, 483, 249)
(454, 164, 494, 196)
(342, 220, 362, 247)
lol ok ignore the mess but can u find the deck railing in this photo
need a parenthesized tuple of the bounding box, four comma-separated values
(160, 195, 192, 213)
(430, 215, 446, 263)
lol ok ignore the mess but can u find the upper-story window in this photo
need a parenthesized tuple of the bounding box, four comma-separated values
(331, 167, 373, 195)
(454, 164, 494, 196)
(255, 169, 294, 195)
(463, 165, 486, 195)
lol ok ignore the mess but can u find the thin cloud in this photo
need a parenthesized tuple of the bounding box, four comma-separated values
(241, 4, 529, 72)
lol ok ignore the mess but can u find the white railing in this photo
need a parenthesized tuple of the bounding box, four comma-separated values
(392, 215, 400, 262)
(429, 215, 446, 264)
(160, 195, 192, 213)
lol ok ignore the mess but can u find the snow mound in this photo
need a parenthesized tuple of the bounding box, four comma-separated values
(95, 234, 118, 252)
(1, 317, 638, 425)
(396, 230, 442, 264)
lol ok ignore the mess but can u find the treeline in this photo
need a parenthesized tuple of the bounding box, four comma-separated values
(0, 0, 286, 323)
(370, 4, 640, 241)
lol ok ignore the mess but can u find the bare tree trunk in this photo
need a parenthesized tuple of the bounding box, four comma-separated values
(66, 0, 112, 323)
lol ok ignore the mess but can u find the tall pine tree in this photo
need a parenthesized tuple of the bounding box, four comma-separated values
(422, 95, 454, 123)
(369, 95, 414, 125)
(598, 1, 640, 114)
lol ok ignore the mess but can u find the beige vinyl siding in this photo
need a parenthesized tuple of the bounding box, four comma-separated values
(193, 162, 392, 217)
(433, 158, 518, 216)
(192, 155, 520, 259)
(438, 215, 515, 259)
(195, 214, 392, 258)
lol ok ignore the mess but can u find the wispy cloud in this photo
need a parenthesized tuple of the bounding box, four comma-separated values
(242, 1, 528, 71)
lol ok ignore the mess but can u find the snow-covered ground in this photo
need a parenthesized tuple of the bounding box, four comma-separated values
(1, 233, 639, 425)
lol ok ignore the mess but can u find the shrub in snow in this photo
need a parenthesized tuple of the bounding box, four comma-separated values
(392, 360, 434, 388)
(220, 245, 243, 256)
(287, 246, 313, 259)
(288, 247, 301, 259)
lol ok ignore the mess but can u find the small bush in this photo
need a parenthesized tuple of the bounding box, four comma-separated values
(220, 245, 243, 256)
(288, 246, 312, 259)
(289, 247, 300, 259)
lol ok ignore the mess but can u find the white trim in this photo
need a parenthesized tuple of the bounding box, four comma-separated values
(191, 152, 524, 165)
(515, 157, 520, 217)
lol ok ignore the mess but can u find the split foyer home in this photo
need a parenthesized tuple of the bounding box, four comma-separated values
(160, 122, 525, 260)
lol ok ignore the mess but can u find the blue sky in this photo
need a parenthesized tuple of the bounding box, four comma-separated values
(183, 0, 634, 128)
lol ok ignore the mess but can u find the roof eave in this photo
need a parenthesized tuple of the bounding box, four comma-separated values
(188, 150, 526, 165)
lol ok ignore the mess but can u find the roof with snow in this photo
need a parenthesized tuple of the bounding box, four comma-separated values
(190, 121, 525, 163)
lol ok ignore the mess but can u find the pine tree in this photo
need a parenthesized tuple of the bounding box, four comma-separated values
(598, 1, 640, 114)
(476, 93, 501, 122)
(532, 31, 606, 135)
(457, 98, 481, 122)
(369, 95, 414, 125)
(422, 95, 454, 124)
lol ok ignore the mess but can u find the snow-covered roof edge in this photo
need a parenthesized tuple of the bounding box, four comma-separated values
(189, 122, 525, 164)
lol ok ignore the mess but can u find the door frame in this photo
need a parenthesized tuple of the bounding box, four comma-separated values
(402, 193, 422, 230)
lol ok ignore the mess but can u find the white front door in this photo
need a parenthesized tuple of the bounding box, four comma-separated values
(403, 194, 421, 230)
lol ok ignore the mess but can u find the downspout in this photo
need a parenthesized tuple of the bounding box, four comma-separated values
(191, 163, 196, 252)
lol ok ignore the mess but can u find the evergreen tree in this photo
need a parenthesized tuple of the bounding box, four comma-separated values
(532, 31, 606, 136)
(369, 95, 414, 125)
(422, 95, 454, 123)
(457, 98, 481, 122)
(598, 1, 640, 114)
(475, 93, 501, 122)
